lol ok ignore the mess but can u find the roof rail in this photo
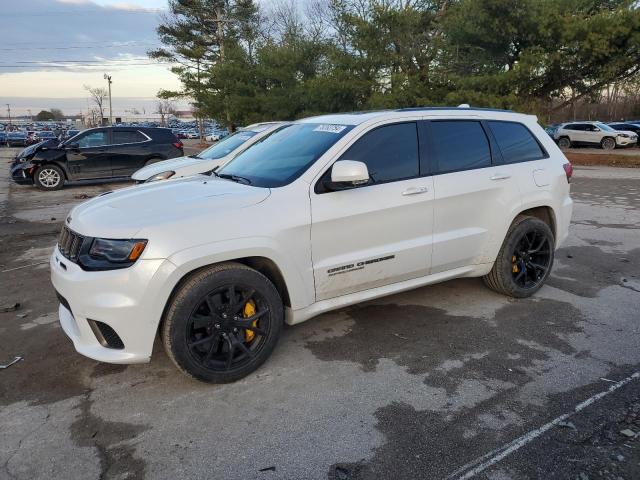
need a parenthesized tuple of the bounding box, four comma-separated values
(396, 106, 514, 113)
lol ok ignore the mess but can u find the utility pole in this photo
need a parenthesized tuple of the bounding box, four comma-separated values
(104, 73, 113, 126)
(28, 109, 32, 122)
(6, 104, 11, 129)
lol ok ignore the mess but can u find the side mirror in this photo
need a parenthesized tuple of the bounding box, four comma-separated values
(326, 160, 369, 190)
(592, 127, 600, 132)
(66, 142, 79, 150)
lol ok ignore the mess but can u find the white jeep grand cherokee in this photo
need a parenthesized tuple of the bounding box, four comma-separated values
(51, 107, 573, 383)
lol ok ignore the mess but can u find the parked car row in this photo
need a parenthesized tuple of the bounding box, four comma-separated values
(42, 106, 575, 384)
(546, 121, 639, 150)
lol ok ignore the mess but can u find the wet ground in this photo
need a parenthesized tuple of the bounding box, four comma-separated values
(0, 148, 639, 480)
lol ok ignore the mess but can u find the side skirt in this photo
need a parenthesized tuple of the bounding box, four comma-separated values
(285, 263, 492, 325)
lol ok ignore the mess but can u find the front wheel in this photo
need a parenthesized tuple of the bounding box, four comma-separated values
(601, 137, 616, 150)
(557, 137, 571, 149)
(483, 217, 554, 298)
(162, 263, 284, 383)
(34, 165, 64, 190)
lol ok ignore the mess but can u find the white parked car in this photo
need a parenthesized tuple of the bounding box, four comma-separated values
(205, 130, 228, 142)
(51, 107, 573, 383)
(554, 121, 637, 150)
(131, 122, 285, 182)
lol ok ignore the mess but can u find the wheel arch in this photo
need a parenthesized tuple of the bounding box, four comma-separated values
(512, 205, 557, 239)
(158, 256, 294, 337)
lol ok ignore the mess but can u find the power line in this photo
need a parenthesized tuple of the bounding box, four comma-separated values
(2, 9, 164, 17)
(0, 43, 162, 52)
(0, 39, 158, 46)
(0, 63, 171, 68)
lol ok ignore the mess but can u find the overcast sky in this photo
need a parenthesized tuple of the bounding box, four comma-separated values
(0, 0, 182, 116)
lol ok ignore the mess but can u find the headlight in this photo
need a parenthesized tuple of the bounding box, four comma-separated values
(145, 171, 175, 182)
(618, 134, 630, 138)
(78, 238, 147, 270)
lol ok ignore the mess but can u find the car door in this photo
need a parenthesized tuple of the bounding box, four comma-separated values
(65, 129, 112, 179)
(109, 129, 152, 176)
(310, 121, 434, 301)
(427, 119, 522, 273)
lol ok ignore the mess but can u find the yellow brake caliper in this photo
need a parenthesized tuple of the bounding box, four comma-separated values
(243, 299, 258, 342)
(512, 255, 519, 273)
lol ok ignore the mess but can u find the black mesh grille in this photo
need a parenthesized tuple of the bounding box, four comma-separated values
(88, 320, 125, 349)
(58, 226, 85, 262)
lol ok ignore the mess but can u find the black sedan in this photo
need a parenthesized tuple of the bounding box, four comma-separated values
(10, 127, 184, 190)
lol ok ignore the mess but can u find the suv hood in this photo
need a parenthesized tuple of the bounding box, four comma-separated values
(131, 155, 227, 181)
(15, 139, 61, 160)
(68, 176, 270, 238)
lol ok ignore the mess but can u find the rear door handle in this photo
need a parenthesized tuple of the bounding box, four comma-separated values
(402, 186, 429, 196)
(490, 173, 511, 181)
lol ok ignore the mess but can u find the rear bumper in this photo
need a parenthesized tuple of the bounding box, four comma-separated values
(556, 195, 573, 248)
(50, 246, 177, 364)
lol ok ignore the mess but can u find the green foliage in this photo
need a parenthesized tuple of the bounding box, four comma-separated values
(35, 110, 54, 121)
(152, 0, 640, 124)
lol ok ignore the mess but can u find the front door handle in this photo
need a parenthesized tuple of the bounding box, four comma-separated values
(402, 186, 429, 196)
(490, 173, 511, 181)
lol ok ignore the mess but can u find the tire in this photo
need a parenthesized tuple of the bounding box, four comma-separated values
(162, 262, 284, 383)
(483, 216, 555, 298)
(557, 137, 571, 149)
(601, 137, 616, 150)
(34, 165, 65, 190)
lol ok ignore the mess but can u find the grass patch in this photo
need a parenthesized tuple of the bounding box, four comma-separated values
(565, 152, 640, 168)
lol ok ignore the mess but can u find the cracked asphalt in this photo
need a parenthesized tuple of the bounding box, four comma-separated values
(0, 146, 639, 480)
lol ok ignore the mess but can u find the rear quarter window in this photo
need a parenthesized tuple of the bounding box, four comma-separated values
(488, 121, 546, 164)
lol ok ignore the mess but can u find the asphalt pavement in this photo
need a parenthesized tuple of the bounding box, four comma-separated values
(0, 147, 639, 480)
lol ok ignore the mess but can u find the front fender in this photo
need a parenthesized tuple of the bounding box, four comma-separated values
(165, 236, 314, 311)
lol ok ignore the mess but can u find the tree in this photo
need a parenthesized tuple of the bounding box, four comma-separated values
(84, 85, 107, 125)
(149, 0, 262, 129)
(49, 108, 64, 120)
(151, 0, 640, 124)
(155, 99, 177, 126)
(35, 110, 54, 121)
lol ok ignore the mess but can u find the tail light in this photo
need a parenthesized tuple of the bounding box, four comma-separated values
(563, 162, 573, 183)
(173, 140, 183, 149)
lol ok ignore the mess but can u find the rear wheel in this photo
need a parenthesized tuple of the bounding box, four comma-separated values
(483, 216, 554, 298)
(34, 165, 64, 190)
(601, 137, 616, 150)
(162, 263, 284, 383)
(557, 137, 571, 149)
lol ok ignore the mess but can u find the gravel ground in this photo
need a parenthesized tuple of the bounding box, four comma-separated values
(0, 146, 639, 480)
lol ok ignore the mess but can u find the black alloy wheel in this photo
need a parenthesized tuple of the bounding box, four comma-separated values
(510, 230, 552, 290)
(483, 216, 555, 298)
(186, 284, 271, 372)
(162, 263, 283, 383)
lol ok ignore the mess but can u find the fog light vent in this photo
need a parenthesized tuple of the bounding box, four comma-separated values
(88, 320, 124, 350)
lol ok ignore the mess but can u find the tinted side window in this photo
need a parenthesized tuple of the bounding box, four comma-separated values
(113, 130, 146, 144)
(430, 121, 491, 173)
(339, 122, 419, 183)
(77, 131, 108, 148)
(489, 121, 545, 163)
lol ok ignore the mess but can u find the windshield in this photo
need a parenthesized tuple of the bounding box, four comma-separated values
(596, 123, 614, 132)
(197, 131, 257, 160)
(218, 123, 354, 188)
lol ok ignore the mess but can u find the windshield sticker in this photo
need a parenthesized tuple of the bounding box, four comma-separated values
(313, 124, 347, 134)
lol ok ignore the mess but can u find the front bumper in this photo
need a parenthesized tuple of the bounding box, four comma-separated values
(50, 246, 177, 364)
(616, 137, 637, 147)
(10, 163, 34, 185)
